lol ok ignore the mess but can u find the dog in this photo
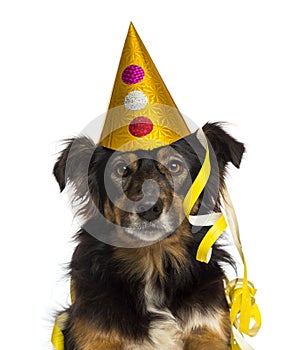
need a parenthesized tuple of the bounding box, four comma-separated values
(53, 122, 245, 350)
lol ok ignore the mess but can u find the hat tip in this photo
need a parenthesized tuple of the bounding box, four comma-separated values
(128, 21, 136, 32)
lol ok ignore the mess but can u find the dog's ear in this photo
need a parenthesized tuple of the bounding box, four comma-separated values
(202, 122, 245, 169)
(53, 140, 72, 192)
(53, 137, 96, 192)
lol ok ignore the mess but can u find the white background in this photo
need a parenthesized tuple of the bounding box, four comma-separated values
(1, 1, 284, 349)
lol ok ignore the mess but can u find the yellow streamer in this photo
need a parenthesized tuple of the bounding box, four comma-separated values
(223, 187, 262, 348)
(183, 129, 211, 217)
(192, 181, 262, 348)
(182, 130, 261, 349)
(196, 214, 227, 263)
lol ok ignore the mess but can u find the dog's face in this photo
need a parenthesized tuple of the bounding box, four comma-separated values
(102, 145, 197, 242)
(53, 123, 245, 244)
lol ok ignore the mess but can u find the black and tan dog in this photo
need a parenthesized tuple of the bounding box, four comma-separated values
(53, 122, 245, 350)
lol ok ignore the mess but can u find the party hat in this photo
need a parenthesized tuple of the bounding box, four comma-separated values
(99, 22, 191, 151)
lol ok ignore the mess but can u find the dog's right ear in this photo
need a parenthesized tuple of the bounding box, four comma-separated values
(53, 137, 96, 192)
(53, 140, 72, 192)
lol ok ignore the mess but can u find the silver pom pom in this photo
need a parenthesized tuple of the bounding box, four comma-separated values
(124, 90, 148, 111)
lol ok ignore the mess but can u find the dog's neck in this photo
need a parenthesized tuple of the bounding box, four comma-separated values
(113, 219, 192, 281)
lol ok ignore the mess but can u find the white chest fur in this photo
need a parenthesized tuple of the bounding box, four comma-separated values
(143, 276, 183, 349)
(126, 275, 223, 350)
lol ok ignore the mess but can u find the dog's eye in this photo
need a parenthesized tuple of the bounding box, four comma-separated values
(168, 160, 183, 175)
(115, 163, 130, 177)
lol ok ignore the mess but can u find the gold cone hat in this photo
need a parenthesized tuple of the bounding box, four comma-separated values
(99, 23, 191, 151)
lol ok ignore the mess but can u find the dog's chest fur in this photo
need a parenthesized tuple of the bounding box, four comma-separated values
(125, 271, 223, 350)
(138, 272, 183, 350)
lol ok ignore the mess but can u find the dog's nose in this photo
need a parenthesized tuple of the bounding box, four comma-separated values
(137, 198, 163, 221)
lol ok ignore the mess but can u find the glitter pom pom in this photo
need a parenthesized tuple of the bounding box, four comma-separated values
(124, 90, 148, 111)
(122, 65, 144, 85)
(129, 117, 153, 137)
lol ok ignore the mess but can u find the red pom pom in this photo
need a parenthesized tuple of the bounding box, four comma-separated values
(129, 117, 153, 137)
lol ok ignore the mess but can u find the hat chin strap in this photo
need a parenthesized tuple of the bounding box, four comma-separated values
(183, 129, 261, 350)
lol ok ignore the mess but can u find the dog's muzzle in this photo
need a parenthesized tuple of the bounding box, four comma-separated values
(136, 198, 163, 221)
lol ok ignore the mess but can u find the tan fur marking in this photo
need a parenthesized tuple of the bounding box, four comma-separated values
(183, 310, 231, 350)
(104, 199, 116, 222)
(72, 318, 124, 350)
(184, 328, 229, 350)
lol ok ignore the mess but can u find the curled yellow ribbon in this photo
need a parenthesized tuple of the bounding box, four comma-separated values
(194, 188, 262, 349)
(196, 214, 227, 263)
(223, 187, 262, 348)
(183, 130, 261, 349)
(226, 275, 262, 338)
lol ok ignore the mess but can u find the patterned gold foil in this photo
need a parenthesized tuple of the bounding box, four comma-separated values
(99, 22, 191, 151)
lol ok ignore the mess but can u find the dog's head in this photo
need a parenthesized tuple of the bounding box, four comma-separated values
(53, 123, 245, 244)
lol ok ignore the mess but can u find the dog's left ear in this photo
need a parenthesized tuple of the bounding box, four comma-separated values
(202, 122, 245, 168)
